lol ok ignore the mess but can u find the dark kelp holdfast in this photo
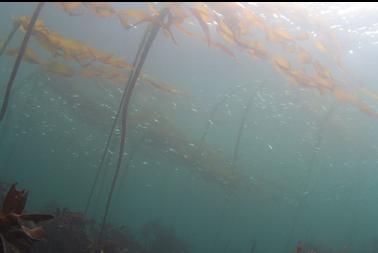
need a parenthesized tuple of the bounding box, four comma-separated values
(0, 183, 54, 253)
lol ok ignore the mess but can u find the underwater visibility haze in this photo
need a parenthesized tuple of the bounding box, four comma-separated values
(1, 2, 378, 253)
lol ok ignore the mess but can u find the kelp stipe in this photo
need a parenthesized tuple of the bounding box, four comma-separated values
(94, 8, 169, 251)
(83, 8, 155, 215)
(249, 240, 257, 253)
(83, 90, 126, 215)
(0, 23, 20, 57)
(83, 15, 154, 215)
(232, 90, 255, 166)
(283, 104, 336, 252)
(198, 86, 237, 151)
(0, 2, 44, 123)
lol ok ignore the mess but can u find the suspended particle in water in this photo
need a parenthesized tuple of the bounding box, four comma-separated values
(169, 147, 177, 153)
(249, 176, 256, 182)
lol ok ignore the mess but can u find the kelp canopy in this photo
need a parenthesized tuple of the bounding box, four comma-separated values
(2, 2, 378, 252)
(1, 2, 378, 195)
(4, 2, 378, 118)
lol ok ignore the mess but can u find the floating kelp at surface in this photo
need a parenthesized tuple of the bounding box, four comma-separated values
(3, 45, 182, 96)
(1, 3, 378, 253)
(3, 4, 378, 178)
(4, 2, 378, 120)
(1, 1, 363, 201)
(5, 16, 183, 96)
(51, 2, 378, 119)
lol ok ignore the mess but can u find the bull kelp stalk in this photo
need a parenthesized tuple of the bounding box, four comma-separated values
(284, 104, 336, 252)
(83, 9, 156, 215)
(0, 23, 20, 56)
(232, 90, 254, 166)
(83, 9, 163, 215)
(0, 2, 45, 122)
(249, 240, 257, 253)
(95, 8, 169, 250)
(198, 94, 230, 150)
(211, 201, 233, 252)
(198, 84, 243, 152)
(83, 27, 153, 213)
(83, 82, 127, 215)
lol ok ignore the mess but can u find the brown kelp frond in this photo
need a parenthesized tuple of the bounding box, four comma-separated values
(56, 2, 83, 16)
(8, 16, 183, 96)
(2, 183, 27, 214)
(5, 47, 41, 64)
